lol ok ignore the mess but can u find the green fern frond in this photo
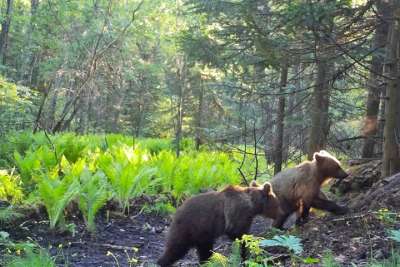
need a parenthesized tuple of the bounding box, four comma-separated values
(260, 235, 303, 255)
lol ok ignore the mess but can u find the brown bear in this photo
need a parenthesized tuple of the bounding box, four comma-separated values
(271, 150, 349, 229)
(157, 182, 282, 266)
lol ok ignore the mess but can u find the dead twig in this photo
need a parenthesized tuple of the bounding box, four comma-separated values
(70, 242, 144, 251)
(331, 213, 370, 222)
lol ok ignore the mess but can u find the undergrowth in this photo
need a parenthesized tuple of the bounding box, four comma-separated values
(0, 132, 243, 231)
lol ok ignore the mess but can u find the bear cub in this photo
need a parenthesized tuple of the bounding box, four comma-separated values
(157, 182, 281, 266)
(271, 150, 349, 229)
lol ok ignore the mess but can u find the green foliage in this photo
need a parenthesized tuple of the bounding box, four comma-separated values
(78, 170, 110, 232)
(0, 232, 57, 267)
(260, 235, 303, 255)
(0, 132, 243, 232)
(5, 248, 57, 267)
(367, 253, 400, 267)
(0, 77, 38, 136)
(203, 253, 229, 267)
(0, 206, 23, 223)
(375, 208, 398, 225)
(154, 151, 240, 201)
(388, 229, 400, 243)
(0, 170, 23, 204)
(141, 201, 176, 216)
(14, 146, 58, 186)
(37, 159, 83, 229)
(97, 145, 157, 214)
(321, 251, 341, 267)
(204, 239, 242, 267)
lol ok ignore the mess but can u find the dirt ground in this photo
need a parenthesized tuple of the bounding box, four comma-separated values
(2, 167, 400, 266)
(1, 200, 399, 267)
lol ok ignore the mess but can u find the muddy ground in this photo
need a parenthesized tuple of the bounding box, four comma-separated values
(1, 200, 399, 267)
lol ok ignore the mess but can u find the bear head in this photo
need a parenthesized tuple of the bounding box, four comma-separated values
(313, 150, 348, 180)
(249, 181, 282, 220)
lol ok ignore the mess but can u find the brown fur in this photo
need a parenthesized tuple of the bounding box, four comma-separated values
(271, 150, 349, 229)
(157, 182, 281, 266)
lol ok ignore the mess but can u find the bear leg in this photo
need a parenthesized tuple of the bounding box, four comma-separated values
(157, 242, 190, 267)
(311, 197, 348, 215)
(272, 212, 290, 230)
(296, 205, 310, 226)
(196, 242, 213, 264)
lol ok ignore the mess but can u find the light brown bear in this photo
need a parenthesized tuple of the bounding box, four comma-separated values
(271, 150, 349, 229)
(157, 182, 282, 266)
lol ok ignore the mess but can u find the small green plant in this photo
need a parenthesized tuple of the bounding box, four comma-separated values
(260, 235, 303, 255)
(203, 253, 229, 267)
(37, 159, 83, 229)
(321, 251, 341, 267)
(0, 170, 23, 204)
(78, 170, 110, 232)
(141, 201, 176, 216)
(6, 247, 57, 267)
(388, 229, 400, 243)
(375, 208, 398, 225)
(204, 240, 242, 267)
(367, 253, 400, 267)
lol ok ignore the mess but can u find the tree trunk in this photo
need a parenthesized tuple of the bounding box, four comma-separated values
(382, 3, 400, 177)
(362, 0, 391, 158)
(307, 13, 335, 159)
(263, 99, 273, 164)
(0, 0, 14, 65)
(273, 62, 289, 174)
(195, 79, 204, 150)
(175, 58, 186, 157)
(308, 58, 333, 159)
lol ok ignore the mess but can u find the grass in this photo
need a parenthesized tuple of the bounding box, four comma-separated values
(367, 253, 400, 267)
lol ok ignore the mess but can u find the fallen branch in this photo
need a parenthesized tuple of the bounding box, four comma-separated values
(71, 242, 144, 251)
(331, 212, 370, 222)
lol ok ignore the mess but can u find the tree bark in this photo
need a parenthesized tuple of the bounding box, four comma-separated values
(362, 0, 391, 158)
(308, 57, 333, 159)
(195, 79, 204, 150)
(0, 0, 14, 65)
(175, 57, 186, 157)
(382, 3, 400, 177)
(273, 62, 289, 174)
(263, 99, 273, 164)
(307, 5, 335, 160)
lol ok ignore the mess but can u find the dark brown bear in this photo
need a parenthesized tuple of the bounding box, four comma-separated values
(157, 182, 281, 266)
(271, 150, 349, 229)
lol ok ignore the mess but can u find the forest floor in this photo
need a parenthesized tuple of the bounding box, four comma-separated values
(2, 197, 399, 267)
(2, 163, 400, 267)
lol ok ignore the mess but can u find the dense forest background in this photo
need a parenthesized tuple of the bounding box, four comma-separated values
(1, 0, 400, 177)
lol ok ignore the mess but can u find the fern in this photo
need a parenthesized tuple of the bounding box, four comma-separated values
(78, 170, 110, 232)
(0, 170, 23, 204)
(388, 229, 400, 243)
(98, 146, 156, 214)
(37, 160, 83, 229)
(203, 253, 228, 267)
(260, 235, 303, 255)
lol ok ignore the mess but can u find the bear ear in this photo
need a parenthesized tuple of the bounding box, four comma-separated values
(250, 180, 260, 187)
(262, 182, 272, 195)
(313, 152, 324, 163)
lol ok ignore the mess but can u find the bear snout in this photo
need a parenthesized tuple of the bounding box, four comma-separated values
(337, 169, 349, 179)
